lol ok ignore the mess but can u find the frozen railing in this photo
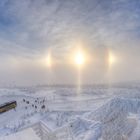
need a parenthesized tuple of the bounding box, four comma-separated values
(32, 121, 52, 140)
(52, 125, 75, 140)
(31, 121, 75, 140)
(40, 121, 55, 140)
(20, 121, 75, 140)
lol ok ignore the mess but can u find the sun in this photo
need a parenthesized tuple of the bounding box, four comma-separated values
(109, 52, 116, 66)
(46, 53, 52, 67)
(74, 50, 85, 66)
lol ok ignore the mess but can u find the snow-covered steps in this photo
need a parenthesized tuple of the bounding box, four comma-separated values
(30, 118, 102, 140)
(32, 121, 53, 140)
(32, 123, 43, 139)
(31, 121, 74, 140)
(51, 125, 74, 140)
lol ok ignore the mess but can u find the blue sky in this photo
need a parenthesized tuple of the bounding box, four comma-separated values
(0, 0, 140, 86)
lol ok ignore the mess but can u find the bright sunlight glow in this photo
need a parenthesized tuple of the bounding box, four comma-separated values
(46, 53, 52, 67)
(109, 52, 116, 66)
(74, 50, 85, 67)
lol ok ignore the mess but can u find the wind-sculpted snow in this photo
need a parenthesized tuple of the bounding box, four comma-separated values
(88, 97, 140, 140)
(89, 97, 140, 122)
(69, 118, 102, 140)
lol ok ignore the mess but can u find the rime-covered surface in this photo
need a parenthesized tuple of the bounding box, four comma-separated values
(0, 86, 140, 140)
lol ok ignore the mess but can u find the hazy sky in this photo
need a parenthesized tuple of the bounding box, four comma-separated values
(0, 0, 140, 86)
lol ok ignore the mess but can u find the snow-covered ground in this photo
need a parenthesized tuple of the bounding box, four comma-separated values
(0, 85, 140, 140)
(0, 128, 40, 140)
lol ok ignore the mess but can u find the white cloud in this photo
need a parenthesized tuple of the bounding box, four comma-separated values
(0, 0, 140, 85)
(0, 0, 139, 57)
